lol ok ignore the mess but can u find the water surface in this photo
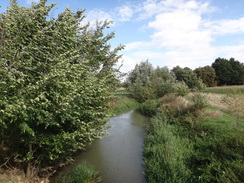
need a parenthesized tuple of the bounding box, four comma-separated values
(59, 110, 148, 183)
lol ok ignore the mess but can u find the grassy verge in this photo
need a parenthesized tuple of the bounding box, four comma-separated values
(143, 93, 244, 183)
(109, 89, 139, 116)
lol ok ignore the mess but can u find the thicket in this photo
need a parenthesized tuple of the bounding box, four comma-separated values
(0, 0, 123, 178)
(143, 94, 244, 183)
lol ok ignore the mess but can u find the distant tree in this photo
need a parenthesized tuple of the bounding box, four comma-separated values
(126, 61, 188, 102)
(229, 58, 244, 85)
(126, 60, 154, 102)
(172, 66, 204, 89)
(212, 57, 244, 85)
(194, 66, 216, 87)
(152, 66, 177, 98)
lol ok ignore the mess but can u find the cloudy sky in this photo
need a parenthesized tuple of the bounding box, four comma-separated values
(1, 0, 244, 72)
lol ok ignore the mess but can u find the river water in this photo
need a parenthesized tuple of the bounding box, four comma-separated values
(57, 110, 148, 183)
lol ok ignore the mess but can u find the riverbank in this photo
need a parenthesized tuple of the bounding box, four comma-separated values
(143, 92, 244, 183)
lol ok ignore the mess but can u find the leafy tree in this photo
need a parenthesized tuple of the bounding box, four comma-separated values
(126, 60, 154, 102)
(229, 58, 244, 85)
(194, 66, 216, 87)
(0, 0, 122, 176)
(152, 66, 177, 98)
(212, 57, 244, 85)
(172, 66, 204, 89)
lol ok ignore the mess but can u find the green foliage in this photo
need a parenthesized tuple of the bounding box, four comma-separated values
(126, 60, 154, 102)
(152, 67, 177, 98)
(174, 81, 190, 96)
(126, 61, 182, 102)
(212, 57, 244, 86)
(0, 0, 122, 171)
(194, 66, 217, 87)
(172, 66, 204, 89)
(57, 162, 101, 183)
(137, 100, 159, 117)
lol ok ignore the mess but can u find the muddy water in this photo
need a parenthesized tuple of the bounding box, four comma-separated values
(58, 110, 148, 183)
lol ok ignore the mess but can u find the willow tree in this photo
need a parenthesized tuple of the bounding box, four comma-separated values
(0, 0, 123, 176)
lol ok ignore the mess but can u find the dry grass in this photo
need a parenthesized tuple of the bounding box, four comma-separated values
(204, 93, 244, 117)
(205, 93, 227, 109)
(0, 169, 49, 183)
(160, 94, 192, 116)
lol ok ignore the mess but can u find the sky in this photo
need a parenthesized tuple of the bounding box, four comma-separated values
(1, 0, 244, 73)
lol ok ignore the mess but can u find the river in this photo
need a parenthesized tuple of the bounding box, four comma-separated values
(55, 110, 148, 183)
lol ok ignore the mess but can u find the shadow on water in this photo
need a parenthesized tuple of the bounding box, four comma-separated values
(53, 110, 148, 183)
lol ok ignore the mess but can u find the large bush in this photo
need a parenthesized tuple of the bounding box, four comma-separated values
(0, 0, 122, 175)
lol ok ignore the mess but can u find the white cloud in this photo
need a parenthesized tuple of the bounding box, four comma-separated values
(120, 0, 244, 72)
(117, 5, 134, 22)
(83, 0, 244, 72)
(206, 18, 244, 35)
(81, 9, 114, 27)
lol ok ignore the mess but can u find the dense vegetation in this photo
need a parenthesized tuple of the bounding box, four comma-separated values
(143, 95, 244, 182)
(0, 0, 123, 178)
(125, 60, 193, 103)
(126, 60, 244, 182)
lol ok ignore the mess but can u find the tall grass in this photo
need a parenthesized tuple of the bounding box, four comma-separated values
(144, 115, 193, 183)
(57, 162, 101, 183)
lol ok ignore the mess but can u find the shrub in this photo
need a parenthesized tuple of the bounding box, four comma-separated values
(57, 162, 101, 183)
(159, 95, 192, 117)
(191, 92, 209, 110)
(174, 82, 190, 96)
(138, 100, 159, 117)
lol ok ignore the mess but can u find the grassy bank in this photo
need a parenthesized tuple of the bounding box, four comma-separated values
(143, 92, 244, 183)
(109, 89, 140, 115)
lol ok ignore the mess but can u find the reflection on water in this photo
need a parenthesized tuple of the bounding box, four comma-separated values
(58, 110, 148, 183)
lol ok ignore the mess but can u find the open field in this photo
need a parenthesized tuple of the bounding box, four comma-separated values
(202, 85, 244, 94)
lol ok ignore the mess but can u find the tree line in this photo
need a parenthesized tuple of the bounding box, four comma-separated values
(0, 0, 123, 177)
(126, 58, 244, 102)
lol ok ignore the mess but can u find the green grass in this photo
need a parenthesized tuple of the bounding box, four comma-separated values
(57, 162, 101, 183)
(202, 85, 244, 94)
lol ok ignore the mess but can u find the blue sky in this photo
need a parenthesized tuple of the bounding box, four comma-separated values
(1, 0, 244, 73)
